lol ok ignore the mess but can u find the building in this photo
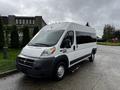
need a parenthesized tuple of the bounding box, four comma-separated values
(0, 15, 46, 46)
(1, 15, 46, 30)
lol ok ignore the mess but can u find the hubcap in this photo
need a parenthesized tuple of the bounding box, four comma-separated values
(57, 65, 65, 78)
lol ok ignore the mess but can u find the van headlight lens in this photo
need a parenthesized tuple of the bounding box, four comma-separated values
(41, 47, 56, 56)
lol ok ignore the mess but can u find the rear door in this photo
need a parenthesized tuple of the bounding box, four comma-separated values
(70, 31, 92, 65)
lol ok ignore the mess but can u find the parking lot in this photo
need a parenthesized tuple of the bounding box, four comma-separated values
(0, 45, 120, 90)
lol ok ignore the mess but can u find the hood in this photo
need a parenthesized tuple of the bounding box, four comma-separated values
(20, 45, 46, 58)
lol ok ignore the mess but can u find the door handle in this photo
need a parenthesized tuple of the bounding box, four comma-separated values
(73, 46, 75, 50)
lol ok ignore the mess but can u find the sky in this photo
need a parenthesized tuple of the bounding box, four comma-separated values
(0, 0, 120, 37)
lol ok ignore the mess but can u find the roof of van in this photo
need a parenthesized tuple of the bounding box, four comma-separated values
(41, 22, 95, 33)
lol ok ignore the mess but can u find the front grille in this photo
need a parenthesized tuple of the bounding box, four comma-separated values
(18, 57, 34, 68)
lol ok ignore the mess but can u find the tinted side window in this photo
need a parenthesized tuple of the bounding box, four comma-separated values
(76, 31, 96, 44)
(60, 31, 74, 48)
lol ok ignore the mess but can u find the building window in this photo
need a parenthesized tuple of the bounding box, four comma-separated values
(21, 19, 23, 24)
(26, 19, 28, 24)
(23, 19, 25, 24)
(16, 19, 18, 24)
(33, 20, 35, 24)
(19, 19, 22, 24)
(29, 19, 31, 24)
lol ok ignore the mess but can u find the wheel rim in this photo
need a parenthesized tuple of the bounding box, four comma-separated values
(57, 65, 65, 78)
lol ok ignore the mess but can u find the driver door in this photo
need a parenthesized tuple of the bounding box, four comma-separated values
(60, 30, 76, 64)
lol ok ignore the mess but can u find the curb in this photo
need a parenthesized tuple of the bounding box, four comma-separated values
(0, 69, 19, 78)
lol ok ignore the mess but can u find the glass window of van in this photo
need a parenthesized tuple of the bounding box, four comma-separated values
(28, 30, 64, 47)
(76, 31, 96, 44)
(60, 31, 74, 48)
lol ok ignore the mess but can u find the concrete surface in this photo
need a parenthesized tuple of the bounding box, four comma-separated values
(0, 69, 18, 78)
(0, 45, 120, 90)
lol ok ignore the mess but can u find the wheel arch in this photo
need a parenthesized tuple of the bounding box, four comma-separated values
(54, 55, 69, 68)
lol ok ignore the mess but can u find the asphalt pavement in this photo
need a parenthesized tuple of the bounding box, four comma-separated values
(0, 45, 120, 90)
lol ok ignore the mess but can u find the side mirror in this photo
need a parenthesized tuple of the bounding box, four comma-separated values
(64, 39, 71, 48)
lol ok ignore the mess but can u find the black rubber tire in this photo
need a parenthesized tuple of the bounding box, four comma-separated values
(53, 62, 66, 81)
(89, 53, 95, 62)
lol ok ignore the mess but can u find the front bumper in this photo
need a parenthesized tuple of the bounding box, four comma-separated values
(16, 56, 55, 78)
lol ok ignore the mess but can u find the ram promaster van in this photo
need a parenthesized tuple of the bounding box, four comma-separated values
(16, 22, 97, 80)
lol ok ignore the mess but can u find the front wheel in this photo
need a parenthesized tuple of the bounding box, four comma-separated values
(89, 53, 95, 62)
(53, 62, 66, 81)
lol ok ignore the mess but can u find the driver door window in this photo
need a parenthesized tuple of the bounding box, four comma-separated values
(60, 31, 74, 48)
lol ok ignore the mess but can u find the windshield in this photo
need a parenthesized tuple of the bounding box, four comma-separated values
(28, 30, 64, 47)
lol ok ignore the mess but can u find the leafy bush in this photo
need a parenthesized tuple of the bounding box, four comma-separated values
(22, 26, 30, 47)
(33, 26, 39, 36)
(10, 25, 19, 48)
(0, 16, 4, 49)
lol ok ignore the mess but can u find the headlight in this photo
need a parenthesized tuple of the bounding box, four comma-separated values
(41, 47, 56, 56)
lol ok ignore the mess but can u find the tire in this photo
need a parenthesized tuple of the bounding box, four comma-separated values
(53, 62, 66, 81)
(89, 53, 95, 62)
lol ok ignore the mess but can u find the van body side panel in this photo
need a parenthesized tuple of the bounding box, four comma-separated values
(70, 43, 96, 66)
(70, 53, 91, 65)
(67, 23, 97, 67)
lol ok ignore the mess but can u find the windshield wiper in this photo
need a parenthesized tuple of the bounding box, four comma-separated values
(29, 43, 50, 47)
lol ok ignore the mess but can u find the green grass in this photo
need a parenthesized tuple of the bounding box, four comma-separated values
(97, 42, 120, 46)
(0, 49, 21, 73)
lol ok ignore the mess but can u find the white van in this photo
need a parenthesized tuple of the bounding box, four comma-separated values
(16, 22, 97, 80)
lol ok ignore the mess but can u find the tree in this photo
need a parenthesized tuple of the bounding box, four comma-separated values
(113, 30, 120, 41)
(0, 16, 4, 49)
(22, 26, 30, 47)
(33, 26, 39, 36)
(10, 25, 19, 48)
(86, 22, 90, 27)
(102, 24, 115, 41)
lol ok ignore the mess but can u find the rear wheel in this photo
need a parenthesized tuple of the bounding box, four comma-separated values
(53, 62, 66, 81)
(89, 53, 95, 62)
